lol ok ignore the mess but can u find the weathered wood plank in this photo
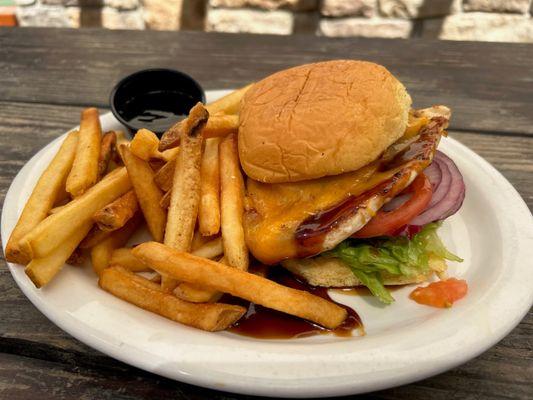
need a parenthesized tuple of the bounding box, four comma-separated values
(0, 352, 233, 400)
(0, 268, 96, 353)
(1, 28, 533, 135)
(0, 332, 531, 400)
(450, 131, 533, 209)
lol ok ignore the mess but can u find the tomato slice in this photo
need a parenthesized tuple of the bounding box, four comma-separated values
(352, 173, 432, 238)
(410, 278, 468, 308)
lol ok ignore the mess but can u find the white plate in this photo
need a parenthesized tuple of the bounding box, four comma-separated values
(2, 90, 533, 398)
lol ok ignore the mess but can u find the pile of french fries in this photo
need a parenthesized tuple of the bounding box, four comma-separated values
(5, 84, 347, 333)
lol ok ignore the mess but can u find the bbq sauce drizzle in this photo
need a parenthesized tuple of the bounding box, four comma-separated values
(227, 266, 362, 339)
(294, 171, 408, 258)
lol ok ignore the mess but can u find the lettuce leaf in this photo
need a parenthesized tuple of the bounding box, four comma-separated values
(323, 222, 462, 304)
(350, 269, 395, 304)
(416, 223, 463, 262)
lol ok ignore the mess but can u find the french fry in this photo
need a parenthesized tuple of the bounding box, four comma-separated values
(25, 220, 93, 288)
(158, 84, 252, 151)
(79, 225, 112, 249)
(19, 167, 131, 259)
(93, 190, 138, 232)
(115, 131, 130, 163)
(158, 123, 181, 152)
(153, 158, 176, 192)
(48, 204, 67, 215)
(130, 129, 180, 163)
(54, 185, 71, 207)
(115, 131, 129, 147)
(66, 108, 102, 197)
(205, 83, 253, 115)
(192, 236, 223, 259)
(164, 102, 208, 250)
(5, 131, 78, 265)
(174, 240, 225, 303)
(107, 158, 121, 173)
(121, 145, 166, 242)
(173, 233, 224, 303)
(159, 147, 180, 162)
(202, 115, 239, 139)
(98, 131, 117, 179)
(163, 103, 208, 291)
(148, 158, 166, 172)
(219, 134, 249, 270)
(191, 229, 210, 250)
(99, 266, 246, 332)
(91, 213, 142, 276)
(158, 146, 180, 162)
(109, 247, 151, 272)
(109, 238, 223, 276)
(173, 283, 222, 303)
(160, 190, 171, 210)
(199, 138, 221, 236)
(133, 242, 347, 329)
(159, 114, 239, 151)
(130, 129, 159, 161)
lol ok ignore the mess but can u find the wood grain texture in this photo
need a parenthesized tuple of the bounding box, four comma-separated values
(1, 27, 533, 135)
(0, 327, 532, 400)
(0, 27, 532, 399)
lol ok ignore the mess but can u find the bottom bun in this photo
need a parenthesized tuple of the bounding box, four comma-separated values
(282, 257, 434, 287)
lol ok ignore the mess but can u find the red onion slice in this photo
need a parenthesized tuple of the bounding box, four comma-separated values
(424, 161, 442, 192)
(434, 151, 465, 218)
(443, 182, 465, 219)
(427, 158, 451, 208)
(409, 151, 465, 225)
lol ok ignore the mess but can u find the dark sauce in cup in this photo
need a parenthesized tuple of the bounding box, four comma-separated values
(110, 69, 205, 137)
(120, 90, 198, 134)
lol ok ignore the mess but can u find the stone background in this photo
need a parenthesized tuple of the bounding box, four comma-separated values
(5, 0, 533, 42)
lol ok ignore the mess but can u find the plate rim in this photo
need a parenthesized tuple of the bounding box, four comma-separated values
(2, 100, 533, 398)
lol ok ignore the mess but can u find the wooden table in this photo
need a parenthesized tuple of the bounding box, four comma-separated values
(0, 27, 531, 400)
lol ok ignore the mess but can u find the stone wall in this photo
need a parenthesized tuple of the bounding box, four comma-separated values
(6, 0, 533, 42)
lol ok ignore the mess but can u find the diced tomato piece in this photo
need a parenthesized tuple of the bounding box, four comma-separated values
(409, 278, 468, 308)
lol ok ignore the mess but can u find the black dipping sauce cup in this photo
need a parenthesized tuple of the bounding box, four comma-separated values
(110, 68, 205, 137)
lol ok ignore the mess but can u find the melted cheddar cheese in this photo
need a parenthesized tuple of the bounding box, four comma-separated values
(244, 112, 434, 265)
(244, 165, 404, 264)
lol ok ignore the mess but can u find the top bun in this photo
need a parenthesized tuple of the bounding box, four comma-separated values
(238, 60, 412, 183)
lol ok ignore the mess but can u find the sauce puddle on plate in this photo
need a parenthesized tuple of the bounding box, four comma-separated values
(227, 266, 363, 339)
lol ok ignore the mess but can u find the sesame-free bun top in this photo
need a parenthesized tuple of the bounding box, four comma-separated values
(238, 60, 412, 183)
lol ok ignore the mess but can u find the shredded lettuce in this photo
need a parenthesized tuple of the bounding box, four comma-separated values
(350, 269, 395, 304)
(323, 223, 462, 304)
(415, 223, 463, 262)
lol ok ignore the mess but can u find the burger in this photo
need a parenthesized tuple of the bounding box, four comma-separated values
(238, 60, 465, 304)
